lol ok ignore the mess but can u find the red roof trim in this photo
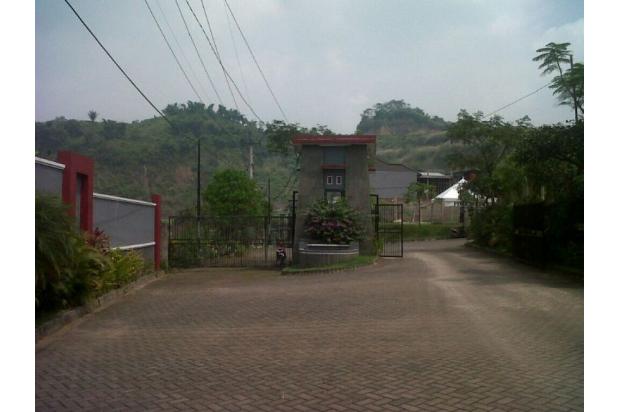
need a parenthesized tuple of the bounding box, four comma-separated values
(292, 134, 376, 145)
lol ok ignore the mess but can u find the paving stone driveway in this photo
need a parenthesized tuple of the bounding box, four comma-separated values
(36, 239, 583, 411)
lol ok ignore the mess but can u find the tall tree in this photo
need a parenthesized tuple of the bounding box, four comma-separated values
(88, 110, 98, 122)
(533, 42, 583, 121)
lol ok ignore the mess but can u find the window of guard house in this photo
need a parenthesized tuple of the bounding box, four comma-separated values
(326, 175, 333, 185)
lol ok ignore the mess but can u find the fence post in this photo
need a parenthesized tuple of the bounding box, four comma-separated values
(151, 194, 162, 270)
(57, 151, 94, 234)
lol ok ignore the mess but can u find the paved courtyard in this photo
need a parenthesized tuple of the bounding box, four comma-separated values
(36, 239, 583, 411)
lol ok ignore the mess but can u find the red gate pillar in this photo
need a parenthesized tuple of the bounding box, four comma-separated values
(57, 151, 94, 234)
(151, 194, 162, 270)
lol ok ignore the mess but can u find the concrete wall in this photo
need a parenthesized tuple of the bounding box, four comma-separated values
(35, 158, 64, 195)
(345, 145, 374, 254)
(293, 146, 324, 258)
(93, 194, 155, 251)
(293, 144, 374, 258)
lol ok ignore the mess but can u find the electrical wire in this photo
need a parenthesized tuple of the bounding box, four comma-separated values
(144, 0, 204, 104)
(483, 82, 551, 119)
(199, 0, 239, 111)
(154, 0, 211, 102)
(174, 0, 223, 105)
(223, 0, 251, 108)
(63, 0, 172, 126)
(184, 0, 263, 123)
(222, 0, 288, 122)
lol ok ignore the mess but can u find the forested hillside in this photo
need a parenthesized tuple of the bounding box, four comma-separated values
(35, 102, 295, 216)
(356, 100, 460, 171)
(36, 99, 456, 215)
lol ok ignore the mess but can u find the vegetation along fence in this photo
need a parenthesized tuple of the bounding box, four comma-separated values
(513, 200, 583, 269)
(168, 215, 294, 268)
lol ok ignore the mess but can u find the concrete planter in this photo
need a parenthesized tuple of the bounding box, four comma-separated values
(297, 240, 359, 267)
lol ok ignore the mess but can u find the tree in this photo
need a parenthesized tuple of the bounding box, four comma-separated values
(533, 42, 583, 121)
(203, 169, 267, 217)
(264, 121, 333, 157)
(404, 182, 436, 225)
(88, 110, 98, 122)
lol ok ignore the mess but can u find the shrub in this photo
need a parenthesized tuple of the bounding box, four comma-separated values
(93, 249, 145, 294)
(467, 204, 513, 251)
(35, 194, 107, 312)
(304, 200, 364, 244)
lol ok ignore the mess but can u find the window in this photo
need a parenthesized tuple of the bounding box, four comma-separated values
(335, 175, 342, 185)
(326, 175, 333, 185)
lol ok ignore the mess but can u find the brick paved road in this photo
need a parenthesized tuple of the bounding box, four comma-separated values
(36, 239, 583, 411)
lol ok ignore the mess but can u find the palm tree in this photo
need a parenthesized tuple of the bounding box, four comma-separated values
(533, 42, 581, 121)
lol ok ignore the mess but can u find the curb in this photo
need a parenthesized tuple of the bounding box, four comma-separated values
(36, 270, 168, 344)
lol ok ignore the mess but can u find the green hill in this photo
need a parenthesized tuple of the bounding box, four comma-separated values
(36, 99, 456, 216)
(35, 102, 295, 216)
(356, 99, 459, 171)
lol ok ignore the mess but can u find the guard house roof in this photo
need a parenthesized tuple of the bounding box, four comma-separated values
(292, 134, 376, 145)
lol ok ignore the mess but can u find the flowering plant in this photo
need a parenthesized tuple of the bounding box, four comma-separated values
(304, 199, 363, 244)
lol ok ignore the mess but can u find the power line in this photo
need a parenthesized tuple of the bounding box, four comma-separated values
(223, 0, 251, 108)
(200, 0, 239, 111)
(483, 82, 551, 118)
(184, 0, 263, 123)
(154, 0, 211, 102)
(63, 0, 171, 126)
(144, 0, 204, 104)
(223, 0, 288, 122)
(174, 0, 223, 105)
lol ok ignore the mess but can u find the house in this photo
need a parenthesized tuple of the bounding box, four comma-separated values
(416, 171, 453, 194)
(369, 158, 417, 202)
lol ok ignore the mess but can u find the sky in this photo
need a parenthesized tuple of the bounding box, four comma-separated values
(36, 0, 583, 133)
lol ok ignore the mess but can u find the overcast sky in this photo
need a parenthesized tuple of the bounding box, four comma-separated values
(36, 0, 583, 132)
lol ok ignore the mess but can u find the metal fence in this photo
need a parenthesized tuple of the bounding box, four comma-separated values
(168, 215, 294, 268)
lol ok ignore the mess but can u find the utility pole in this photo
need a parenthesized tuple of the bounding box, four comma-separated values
(249, 144, 254, 179)
(570, 54, 579, 123)
(267, 176, 271, 215)
(196, 138, 201, 216)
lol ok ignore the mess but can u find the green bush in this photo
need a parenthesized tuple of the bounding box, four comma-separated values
(304, 200, 364, 244)
(468, 204, 513, 251)
(35, 194, 107, 312)
(93, 249, 146, 294)
(36, 195, 150, 314)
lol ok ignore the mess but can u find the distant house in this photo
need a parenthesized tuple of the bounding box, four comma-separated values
(416, 171, 453, 194)
(369, 158, 417, 202)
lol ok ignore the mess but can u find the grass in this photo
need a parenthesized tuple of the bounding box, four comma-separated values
(281, 255, 377, 275)
(382, 222, 459, 241)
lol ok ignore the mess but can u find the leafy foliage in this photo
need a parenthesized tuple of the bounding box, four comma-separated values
(446, 47, 584, 269)
(36, 195, 149, 315)
(203, 169, 267, 217)
(92, 249, 146, 294)
(35, 102, 314, 215)
(264, 120, 333, 157)
(533, 42, 583, 118)
(35, 194, 106, 312)
(355, 100, 455, 171)
(304, 200, 364, 244)
(357, 100, 449, 134)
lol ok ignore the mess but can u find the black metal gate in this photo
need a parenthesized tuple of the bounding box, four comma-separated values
(168, 215, 294, 268)
(374, 203, 404, 257)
